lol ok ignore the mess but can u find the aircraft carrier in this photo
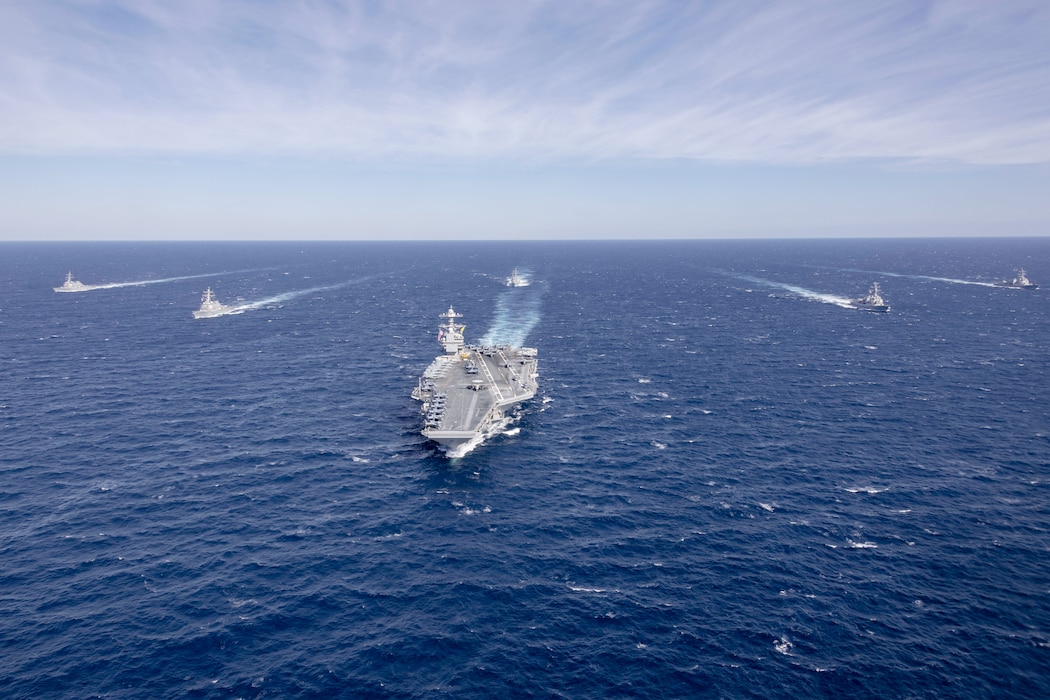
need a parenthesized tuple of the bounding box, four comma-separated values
(412, 306, 539, 458)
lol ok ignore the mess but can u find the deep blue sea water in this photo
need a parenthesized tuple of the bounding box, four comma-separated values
(1, 239, 1048, 699)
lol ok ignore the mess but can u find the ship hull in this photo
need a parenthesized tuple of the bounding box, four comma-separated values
(193, 309, 229, 319)
(425, 409, 514, 458)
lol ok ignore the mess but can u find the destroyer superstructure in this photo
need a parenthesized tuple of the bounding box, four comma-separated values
(412, 306, 538, 457)
(54, 272, 88, 293)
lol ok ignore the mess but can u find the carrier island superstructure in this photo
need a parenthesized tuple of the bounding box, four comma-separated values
(412, 306, 539, 458)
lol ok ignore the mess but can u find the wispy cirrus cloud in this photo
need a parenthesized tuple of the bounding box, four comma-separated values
(0, 0, 1047, 164)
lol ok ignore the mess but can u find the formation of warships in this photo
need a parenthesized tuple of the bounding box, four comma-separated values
(53, 268, 542, 458)
(51, 263, 1039, 457)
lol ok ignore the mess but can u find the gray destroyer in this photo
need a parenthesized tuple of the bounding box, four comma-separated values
(854, 282, 889, 312)
(192, 288, 233, 319)
(54, 272, 89, 293)
(412, 306, 539, 458)
(996, 269, 1038, 290)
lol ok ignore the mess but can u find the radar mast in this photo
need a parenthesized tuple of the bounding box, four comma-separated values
(439, 306, 465, 354)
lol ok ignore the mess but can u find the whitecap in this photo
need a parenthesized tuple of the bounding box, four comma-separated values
(460, 505, 492, 516)
(845, 486, 887, 494)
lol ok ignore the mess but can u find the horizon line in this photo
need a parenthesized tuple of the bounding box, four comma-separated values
(3, 234, 1049, 244)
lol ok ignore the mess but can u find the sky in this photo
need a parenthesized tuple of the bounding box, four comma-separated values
(1, 0, 1048, 241)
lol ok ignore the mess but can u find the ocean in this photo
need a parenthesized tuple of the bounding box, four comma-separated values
(1, 239, 1048, 698)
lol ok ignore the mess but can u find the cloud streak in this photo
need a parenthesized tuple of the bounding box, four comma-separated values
(1, 0, 1048, 164)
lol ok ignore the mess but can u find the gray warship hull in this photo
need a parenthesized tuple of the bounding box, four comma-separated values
(413, 307, 538, 458)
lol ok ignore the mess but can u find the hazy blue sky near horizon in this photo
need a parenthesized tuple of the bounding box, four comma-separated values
(1, 1, 1048, 241)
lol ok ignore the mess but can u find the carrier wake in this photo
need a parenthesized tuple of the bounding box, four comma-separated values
(478, 287, 543, 347)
